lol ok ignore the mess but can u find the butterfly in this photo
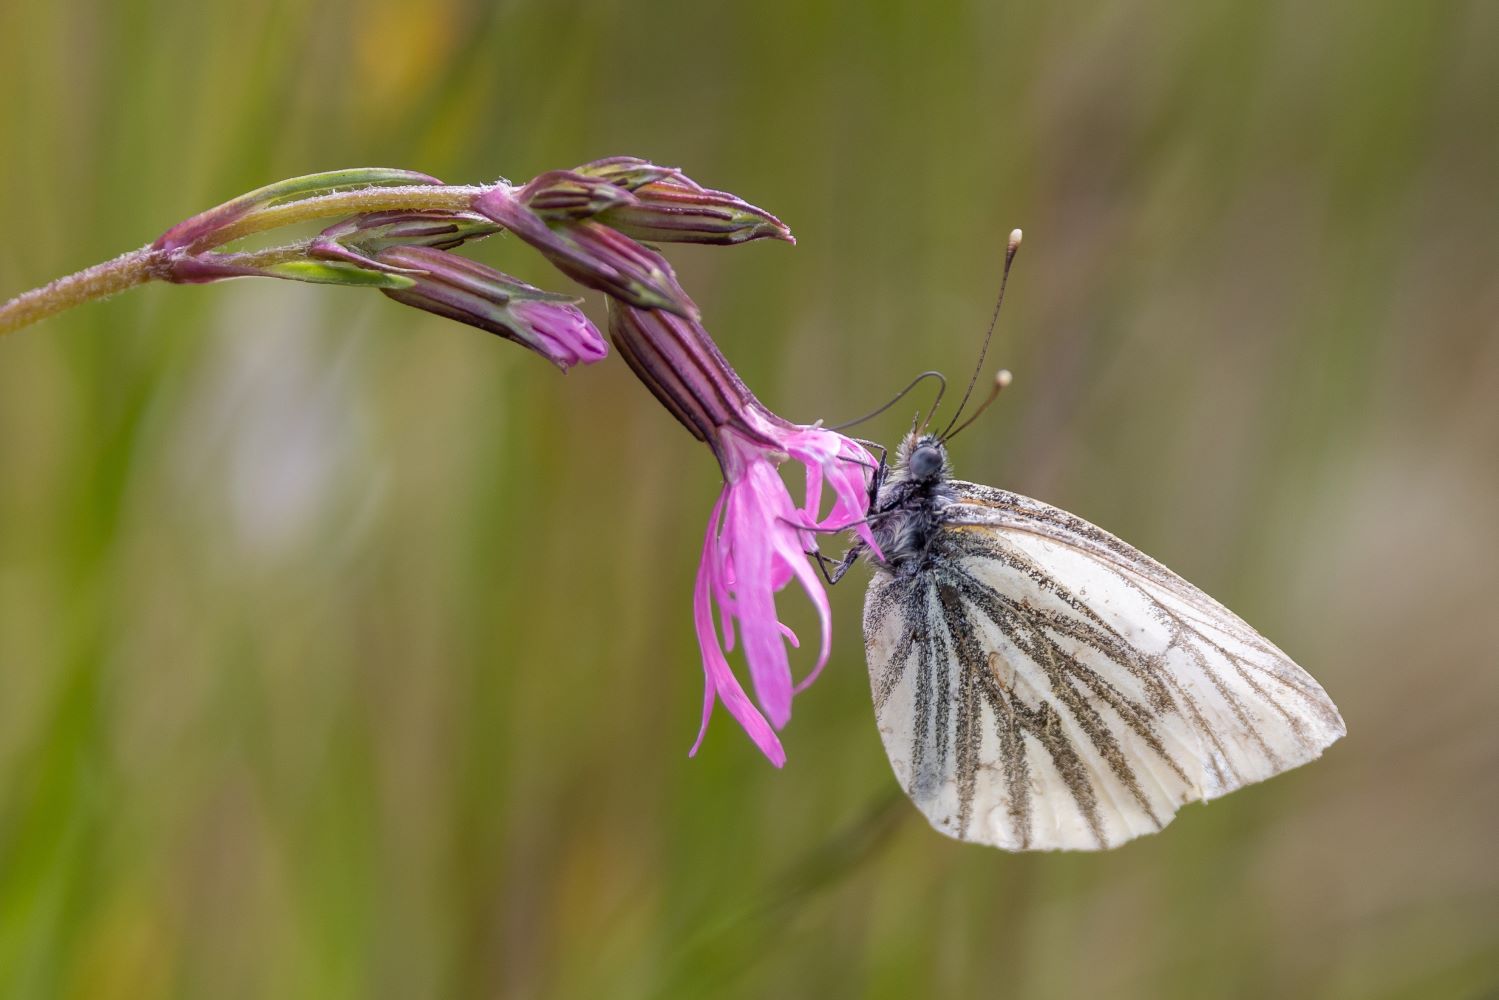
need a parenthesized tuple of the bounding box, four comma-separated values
(820, 231, 1345, 850)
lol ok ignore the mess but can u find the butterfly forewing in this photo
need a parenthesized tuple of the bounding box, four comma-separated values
(863, 480, 1345, 851)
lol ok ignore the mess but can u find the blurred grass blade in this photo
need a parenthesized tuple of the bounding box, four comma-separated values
(654, 793, 906, 998)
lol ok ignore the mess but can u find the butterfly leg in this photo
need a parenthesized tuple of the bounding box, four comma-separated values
(867, 445, 889, 509)
(812, 544, 864, 586)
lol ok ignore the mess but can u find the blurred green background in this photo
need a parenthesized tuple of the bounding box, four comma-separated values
(2, 1, 1497, 997)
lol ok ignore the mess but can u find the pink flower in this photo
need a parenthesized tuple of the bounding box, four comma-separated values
(610, 303, 880, 766)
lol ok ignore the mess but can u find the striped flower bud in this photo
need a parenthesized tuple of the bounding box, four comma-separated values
(472, 185, 697, 318)
(375, 246, 606, 370)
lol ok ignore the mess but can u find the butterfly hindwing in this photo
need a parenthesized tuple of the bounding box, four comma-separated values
(863, 480, 1345, 851)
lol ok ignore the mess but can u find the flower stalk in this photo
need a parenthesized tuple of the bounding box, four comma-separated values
(1, 157, 789, 343)
(0, 249, 158, 335)
(0, 181, 484, 337)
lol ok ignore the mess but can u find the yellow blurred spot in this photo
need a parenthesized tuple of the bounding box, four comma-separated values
(65, 891, 170, 1000)
(353, 0, 462, 123)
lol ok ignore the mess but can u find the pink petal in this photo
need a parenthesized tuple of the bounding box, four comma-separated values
(729, 464, 796, 727)
(690, 494, 785, 766)
(684, 423, 882, 765)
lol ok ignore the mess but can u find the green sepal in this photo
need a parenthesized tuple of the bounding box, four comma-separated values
(262, 260, 418, 289)
(247, 168, 444, 209)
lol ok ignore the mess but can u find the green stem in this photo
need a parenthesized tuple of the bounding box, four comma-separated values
(0, 248, 159, 337)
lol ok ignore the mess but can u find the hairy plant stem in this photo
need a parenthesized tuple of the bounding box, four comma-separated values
(0, 183, 489, 338)
(0, 249, 157, 336)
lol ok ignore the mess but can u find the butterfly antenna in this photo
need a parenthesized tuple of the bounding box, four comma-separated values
(939, 229, 1022, 440)
(827, 370, 947, 432)
(917, 371, 947, 433)
(943, 369, 1013, 441)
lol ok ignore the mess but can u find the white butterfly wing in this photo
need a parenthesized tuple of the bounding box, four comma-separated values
(863, 480, 1345, 851)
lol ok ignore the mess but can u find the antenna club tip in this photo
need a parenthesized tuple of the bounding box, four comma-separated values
(1008, 228, 1023, 247)
(995, 369, 1013, 389)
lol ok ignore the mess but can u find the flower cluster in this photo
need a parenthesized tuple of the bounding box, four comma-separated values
(135, 158, 795, 376)
(92, 156, 869, 764)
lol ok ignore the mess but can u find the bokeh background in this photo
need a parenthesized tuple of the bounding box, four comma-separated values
(2, 1, 1497, 997)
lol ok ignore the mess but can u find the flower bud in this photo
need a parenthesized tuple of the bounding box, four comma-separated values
(374, 246, 607, 370)
(516, 170, 637, 223)
(573, 156, 689, 192)
(566, 158, 793, 244)
(472, 186, 697, 317)
(597, 176, 793, 245)
(316, 210, 500, 254)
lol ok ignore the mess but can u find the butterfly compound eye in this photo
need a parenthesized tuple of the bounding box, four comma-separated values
(909, 445, 943, 482)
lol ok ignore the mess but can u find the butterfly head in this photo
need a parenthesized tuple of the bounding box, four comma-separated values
(900, 433, 950, 486)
